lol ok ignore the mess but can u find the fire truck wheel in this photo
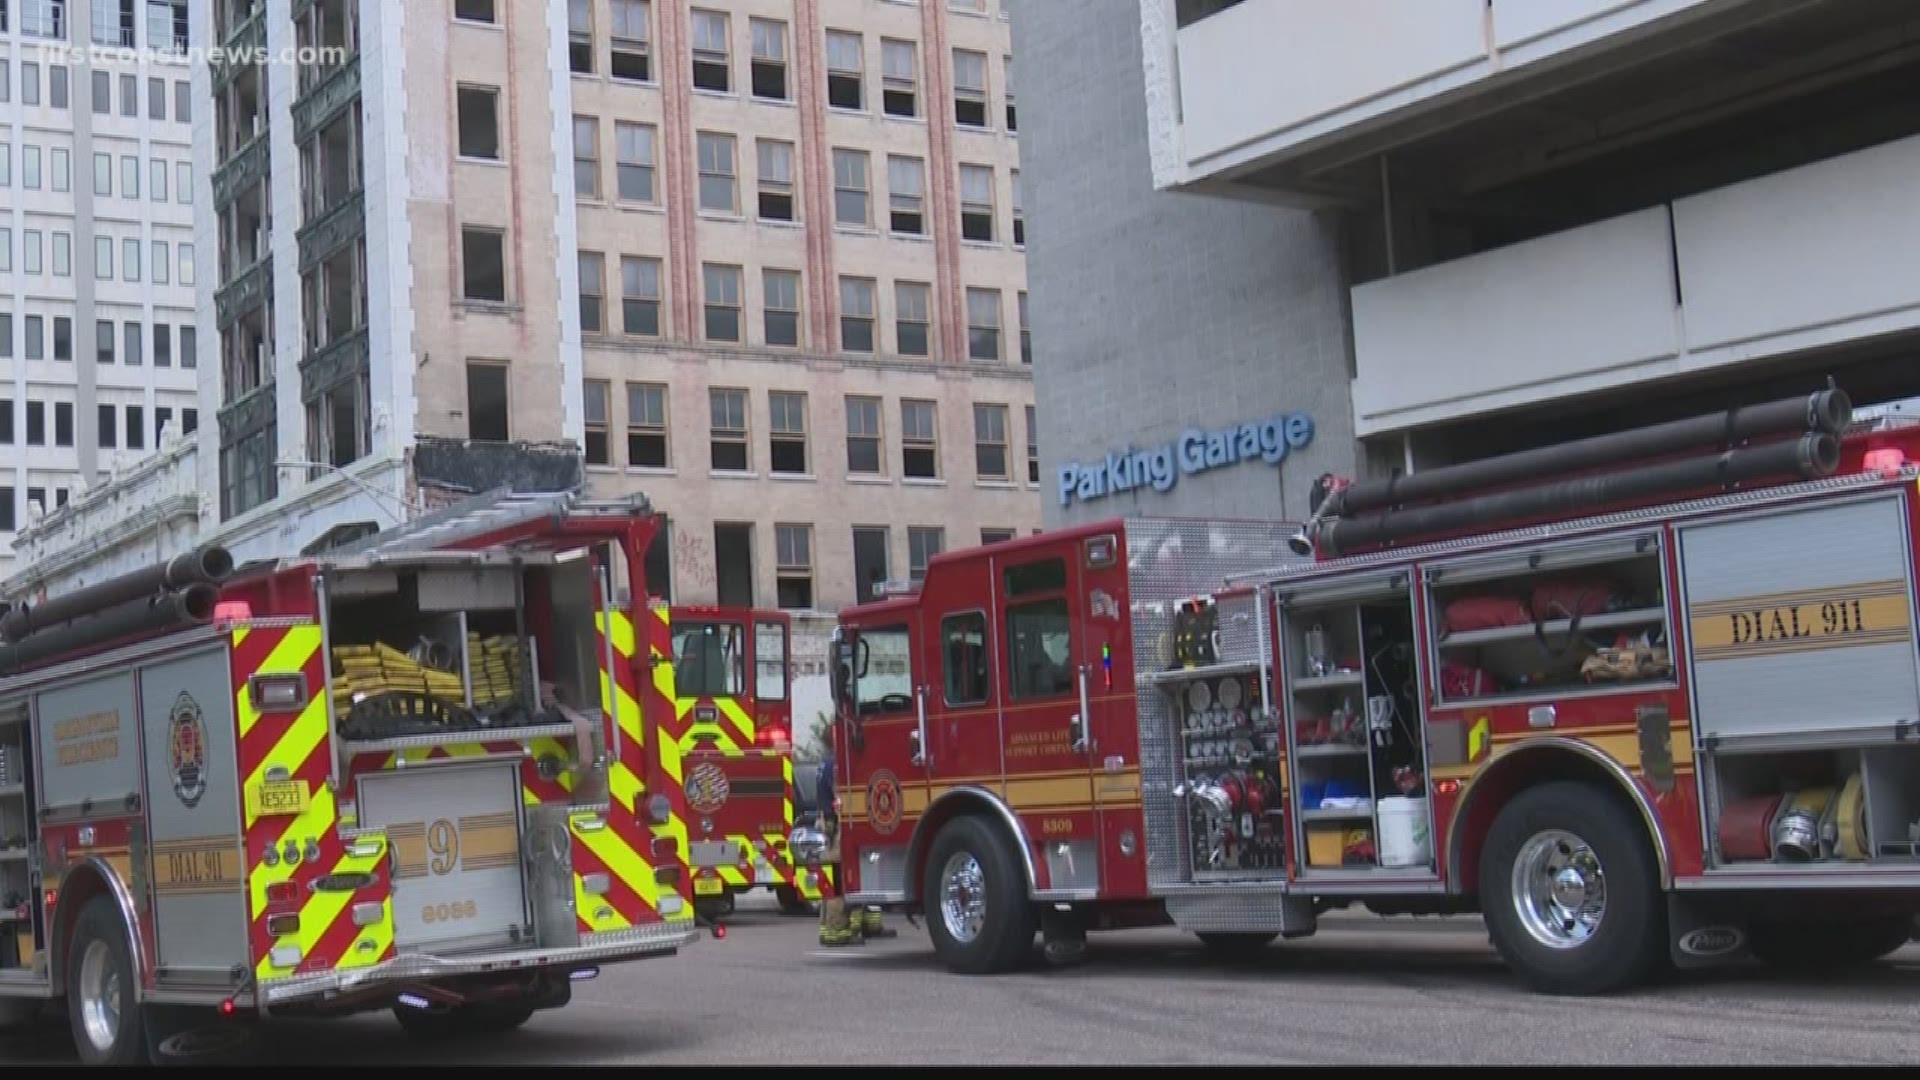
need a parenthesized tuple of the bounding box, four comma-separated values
(1479, 781, 1664, 996)
(922, 815, 1037, 975)
(66, 896, 148, 1065)
(1745, 914, 1914, 972)
(391, 1000, 536, 1041)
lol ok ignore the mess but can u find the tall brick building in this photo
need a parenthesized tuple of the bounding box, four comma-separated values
(194, 0, 1037, 610)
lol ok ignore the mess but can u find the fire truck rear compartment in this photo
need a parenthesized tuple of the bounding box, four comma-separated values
(357, 761, 531, 953)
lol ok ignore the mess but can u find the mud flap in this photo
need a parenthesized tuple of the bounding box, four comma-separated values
(1665, 893, 1749, 970)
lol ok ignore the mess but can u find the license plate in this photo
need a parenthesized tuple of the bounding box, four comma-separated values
(247, 779, 311, 818)
(694, 877, 724, 896)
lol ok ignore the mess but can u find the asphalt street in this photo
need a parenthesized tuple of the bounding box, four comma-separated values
(7, 894, 1920, 1065)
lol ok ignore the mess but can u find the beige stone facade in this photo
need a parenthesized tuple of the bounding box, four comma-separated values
(568, 0, 1037, 610)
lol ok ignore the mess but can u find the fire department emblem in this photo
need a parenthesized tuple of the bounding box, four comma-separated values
(867, 769, 903, 836)
(685, 761, 730, 815)
(168, 692, 207, 809)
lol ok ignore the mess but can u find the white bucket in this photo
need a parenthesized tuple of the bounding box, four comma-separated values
(1377, 796, 1431, 868)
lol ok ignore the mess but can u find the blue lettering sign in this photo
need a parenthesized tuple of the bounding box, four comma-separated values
(1057, 411, 1314, 508)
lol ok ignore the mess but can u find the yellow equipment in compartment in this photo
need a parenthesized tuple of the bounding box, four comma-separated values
(329, 636, 526, 718)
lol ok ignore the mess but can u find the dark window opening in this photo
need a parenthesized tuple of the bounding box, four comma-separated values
(466, 362, 509, 441)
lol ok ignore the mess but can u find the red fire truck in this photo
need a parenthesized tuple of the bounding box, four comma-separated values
(653, 603, 825, 920)
(828, 388, 1920, 994)
(0, 489, 705, 1064)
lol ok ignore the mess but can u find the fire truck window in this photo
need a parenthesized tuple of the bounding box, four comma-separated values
(1007, 598, 1073, 699)
(942, 611, 990, 706)
(673, 622, 745, 697)
(754, 621, 789, 701)
(855, 625, 914, 714)
(1004, 557, 1066, 597)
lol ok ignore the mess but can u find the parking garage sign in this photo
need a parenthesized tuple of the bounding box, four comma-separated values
(1057, 411, 1315, 508)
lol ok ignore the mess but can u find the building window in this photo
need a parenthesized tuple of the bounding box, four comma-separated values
(1011, 170, 1025, 245)
(25, 317, 43, 360)
(91, 69, 108, 113)
(583, 378, 610, 465)
(96, 319, 114, 364)
(95, 235, 112, 280)
(703, 263, 742, 342)
(825, 30, 863, 110)
(974, 403, 1009, 480)
(709, 388, 748, 471)
(769, 390, 807, 474)
(461, 227, 506, 302)
(22, 0, 68, 39)
(950, 0, 986, 12)
(23, 231, 41, 275)
(0, 489, 12, 533)
(179, 242, 194, 285)
(572, 116, 599, 197)
(50, 147, 69, 192)
(154, 323, 170, 366)
(1019, 291, 1031, 364)
(567, 0, 592, 73)
(967, 288, 1001, 361)
(50, 232, 69, 276)
(749, 17, 786, 100)
(952, 49, 987, 128)
(174, 79, 188, 122)
(93, 151, 110, 195)
(895, 282, 930, 357)
(775, 524, 813, 609)
(610, 0, 650, 80)
(1026, 404, 1038, 482)
(182, 406, 197, 432)
(53, 316, 71, 361)
(147, 0, 187, 50)
(578, 250, 604, 333)
(23, 146, 40, 189)
(901, 400, 937, 478)
(881, 39, 917, 117)
(839, 277, 875, 353)
(119, 72, 135, 116)
(456, 86, 499, 159)
(0, 231, 9, 273)
(846, 396, 882, 475)
(455, 0, 495, 23)
(832, 148, 869, 226)
(960, 164, 994, 242)
(1005, 54, 1017, 131)
(123, 317, 142, 366)
(466, 361, 509, 441)
(123, 236, 140, 281)
(852, 525, 889, 600)
(176, 161, 191, 204)
(150, 158, 167, 201)
(909, 527, 943, 582)
(125, 404, 144, 449)
(147, 75, 163, 119)
(756, 138, 795, 222)
(627, 382, 667, 467)
(29, 403, 47, 446)
(181, 325, 196, 369)
(98, 403, 116, 448)
(982, 528, 1016, 545)
(53, 402, 71, 445)
(153, 239, 169, 283)
(691, 8, 729, 92)
(0, 402, 10, 445)
(888, 155, 924, 235)
(0, 147, 7, 187)
(155, 406, 172, 439)
(616, 122, 655, 202)
(763, 269, 800, 347)
(21, 62, 38, 105)
(48, 63, 66, 108)
(622, 256, 661, 335)
(94, 0, 132, 45)
(696, 132, 736, 213)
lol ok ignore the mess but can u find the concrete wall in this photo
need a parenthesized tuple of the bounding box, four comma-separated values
(1013, 0, 1358, 529)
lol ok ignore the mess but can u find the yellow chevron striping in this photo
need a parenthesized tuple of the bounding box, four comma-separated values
(609, 761, 643, 815)
(254, 821, 385, 982)
(249, 783, 340, 916)
(236, 625, 322, 739)
(596, 610, 637, 662)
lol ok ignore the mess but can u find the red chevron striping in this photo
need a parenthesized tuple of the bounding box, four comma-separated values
(229, 626, 284, 686)
(239, 648, 326, 775)
(304, 871, 391, 972)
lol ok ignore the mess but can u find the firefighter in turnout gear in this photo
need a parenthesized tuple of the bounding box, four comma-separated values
(819, 663, 894, 946)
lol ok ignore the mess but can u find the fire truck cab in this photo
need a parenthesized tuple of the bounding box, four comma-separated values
(655, 604, 824, 919)
(828, 389, 1920, 994)
(0, 489, 700, 1064)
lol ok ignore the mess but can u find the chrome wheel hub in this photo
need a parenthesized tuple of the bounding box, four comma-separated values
(1512, 829, 1607, 950)
(78, 938, 123, 1052)
(940, 851, 987, 944)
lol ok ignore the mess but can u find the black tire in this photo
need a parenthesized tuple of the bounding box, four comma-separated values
(921, 815, 1037, 975)
(1747, 915, 1914, 972)
(775, 885, 816, 917)
(65, 896, 148, 1065)
(1479, 780, 1665, 996)
(1195, 931, 1278, 954)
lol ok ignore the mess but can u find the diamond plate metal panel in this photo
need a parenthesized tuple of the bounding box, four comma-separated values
(1164, 890, 1316, 934)
(1123, 518, 1309, 889)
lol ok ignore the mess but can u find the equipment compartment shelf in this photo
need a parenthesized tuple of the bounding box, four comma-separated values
(1300, 806, 1374, 822)
(341, 720, 582, 755)
(0, 851, 26, 863)
(1293, 744, 1368, 758)
(1435, 606, 1668, 649)
(1142, 659, 1264, 688)
(1291, 672, 1364, 692)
